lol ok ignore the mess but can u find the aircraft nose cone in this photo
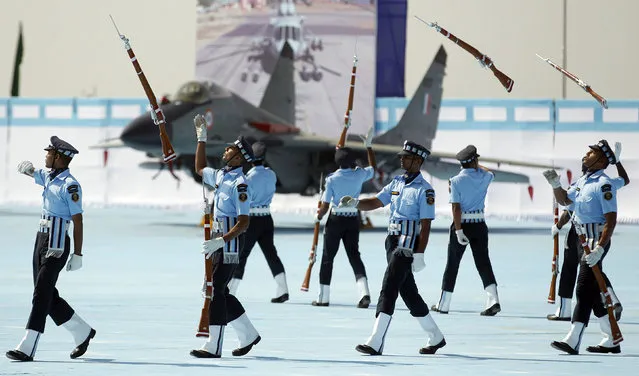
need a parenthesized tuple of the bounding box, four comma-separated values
(121, 112, 167, 153)
(120, 102, 199, 154)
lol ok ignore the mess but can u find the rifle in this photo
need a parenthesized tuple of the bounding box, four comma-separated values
(196, 195, 213, 337)
(109, 15, 177, 162)
(547, 200, 559, 303)
(301, 173, 324, 291)
(415, 16, 514, 93)
(536, 54, 608, 109)
(572, 218, 623, 345)
(336, 53, 358, 149)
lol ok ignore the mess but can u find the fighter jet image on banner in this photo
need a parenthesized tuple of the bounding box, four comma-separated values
(93, 43, 557, 196)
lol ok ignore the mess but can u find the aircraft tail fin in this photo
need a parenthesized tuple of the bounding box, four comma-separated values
(373, 45, 446, 150)
(259, 41, 296, 126)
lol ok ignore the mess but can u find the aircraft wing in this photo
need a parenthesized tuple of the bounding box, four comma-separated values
(88, 138, 126, 149)
(279, 134, 561, 170)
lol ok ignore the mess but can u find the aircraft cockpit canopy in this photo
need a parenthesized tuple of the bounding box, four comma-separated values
(274, 25, 301, 42)
(173, 81, 211, 104)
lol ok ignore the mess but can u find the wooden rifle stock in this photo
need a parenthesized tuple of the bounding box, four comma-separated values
(110, 15, 177, 162)
(536, 54, 608, 109)
(301, 203, 321, 292)
(196, 203, 213, 337)
(547, 201, 559, 303)
(573, 221, 623, 345)
(415, 16, 514, 92)
(301, 174, 324, 291)
(336, 55, 358, 148)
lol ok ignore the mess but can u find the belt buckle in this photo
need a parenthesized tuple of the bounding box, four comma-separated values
(389, 223, 400, 231)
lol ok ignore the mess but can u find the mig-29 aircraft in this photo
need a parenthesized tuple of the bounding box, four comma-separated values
(94, 43, 556, 196)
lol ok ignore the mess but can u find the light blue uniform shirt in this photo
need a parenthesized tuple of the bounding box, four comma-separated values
(376, 173, 435, 221)
(565, 175, 624, 212)
(246, 166, 277, 207)
(322, 166, 374, 206)
(34, 168, 83, 220)
(567, 169, 617, 224)
(449, 168, 494, 212)
(202, 166, 250, 218)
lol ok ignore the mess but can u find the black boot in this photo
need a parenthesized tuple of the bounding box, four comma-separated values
(70, 328, 96, 359)
(6, 350, 33, 362)
(430, 305, 449, 314)
(190, 349, 221, 358)
(586, 345, 621, 354)
(550, 341, 578, 355)
(271, 294, 289, 303)
(357, 295, 371, 309)
(419, 338, 446, 354)
(480, 303, 501, 316)
(546, 314, 571, 321)
(355, 344, 381, 355)
(232, 336, 261, 356)
(311, 301, 329, 307)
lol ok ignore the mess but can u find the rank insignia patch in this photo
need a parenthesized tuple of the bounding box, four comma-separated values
(239, 193, 248, 202)
(391, 191, 399, 195)
(604, 192, 613, 201)
(71, 193, 79, 202)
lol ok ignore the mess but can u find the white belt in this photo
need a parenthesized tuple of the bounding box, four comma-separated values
(331, 207, 358, 216)
(461, 213, 485, 220)
(388, 220, 420, 235)
(249, 207, 271, 215)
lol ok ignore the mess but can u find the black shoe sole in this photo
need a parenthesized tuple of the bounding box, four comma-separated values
(311, 301, 329, 307)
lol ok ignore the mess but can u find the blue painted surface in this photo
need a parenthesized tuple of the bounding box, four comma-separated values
(0, 97, 638, 132)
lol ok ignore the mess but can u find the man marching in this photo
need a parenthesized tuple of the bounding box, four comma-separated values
(7, 136, 95, 362)
(191, 114, 261, 358)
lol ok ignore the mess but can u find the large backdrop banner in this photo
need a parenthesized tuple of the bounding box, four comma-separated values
(195, 0, 376, 138)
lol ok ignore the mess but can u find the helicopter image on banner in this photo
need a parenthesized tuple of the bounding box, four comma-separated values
(240, 0, 337, 83)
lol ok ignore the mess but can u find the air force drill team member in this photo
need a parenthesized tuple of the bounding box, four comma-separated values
(431, 145, 501, 316)
(544, 139, 623, 355)
(7, 136, 96, 362)
(312, 146, 375, 308)
(341, 141, 446, 355)
(191, 114, 261, 358)
(548, 147, 627, 321)
(228, 141, 290, 304)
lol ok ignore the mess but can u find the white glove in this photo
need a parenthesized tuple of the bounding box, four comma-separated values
(66, 254, 83, 272)
(551, 224, 560, 237)
(412, 252, 425, 273)
(338, 196, 359, 208)
(585, 245, 604, 267)
(542, 169, 562, 189)
(313, 213, 321, 223)
(309, 251, 316, 264)
(202, 237, 225, 259)
(455, 229, 470, 246)
(613, 142, 622, 164)
(361, 126, 374, 148)
(194, 114, 208, 142)
(17, 161, 35, 177)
